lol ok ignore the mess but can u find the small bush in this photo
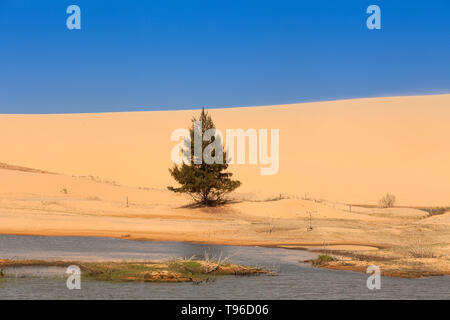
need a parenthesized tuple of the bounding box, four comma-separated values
(406, 240, 435, 258)
(378, 193, 396, 208)
(312, 254, 336, 265)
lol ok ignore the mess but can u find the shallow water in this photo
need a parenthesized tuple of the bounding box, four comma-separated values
(2, 266, 66, 278)
(0, 235, 449, 299)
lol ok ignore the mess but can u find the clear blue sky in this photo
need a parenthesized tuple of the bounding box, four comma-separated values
(0, 0, 449, 113)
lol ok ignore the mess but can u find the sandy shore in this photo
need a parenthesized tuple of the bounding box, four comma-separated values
(0, 166, 449, 278)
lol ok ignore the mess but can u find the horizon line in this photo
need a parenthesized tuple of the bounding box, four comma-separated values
(1, 91, 449, 116)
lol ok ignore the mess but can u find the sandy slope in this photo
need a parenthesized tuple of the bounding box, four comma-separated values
(0, 166, 449, 277)
(1, 94, 449, 206)
(0, 165, 434, 242)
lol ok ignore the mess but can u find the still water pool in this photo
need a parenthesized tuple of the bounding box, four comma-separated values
(0, 235, 448, 299)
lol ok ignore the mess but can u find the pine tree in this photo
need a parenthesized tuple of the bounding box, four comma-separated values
(168, 108, 241, 206)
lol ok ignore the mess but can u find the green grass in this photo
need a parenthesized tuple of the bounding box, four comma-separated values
(167, 260, 204, 277)
(312, 254, 336, 266)
(0, 259, 268, 283)
(80, 262, 160, 282)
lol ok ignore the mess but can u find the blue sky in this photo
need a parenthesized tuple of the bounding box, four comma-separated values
(0, 0, 449, 113)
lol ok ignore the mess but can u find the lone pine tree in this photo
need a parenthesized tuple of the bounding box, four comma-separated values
(168, 108, 241, 206)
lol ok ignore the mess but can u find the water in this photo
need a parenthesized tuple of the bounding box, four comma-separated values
(0, 235, 449, 299)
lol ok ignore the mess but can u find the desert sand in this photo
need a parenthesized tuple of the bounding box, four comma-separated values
(0, 94, 449, 277)
(1, 94, 450, 206)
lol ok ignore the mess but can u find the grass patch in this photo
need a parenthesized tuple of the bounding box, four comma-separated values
(264, 194, 289, 202)
(0, 259, 269, 283)
(311, 254, 336, 266)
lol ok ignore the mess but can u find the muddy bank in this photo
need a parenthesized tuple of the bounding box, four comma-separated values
(307, 250, 450, 279)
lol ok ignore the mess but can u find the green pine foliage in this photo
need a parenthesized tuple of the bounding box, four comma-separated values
(168, 108, 241, 206)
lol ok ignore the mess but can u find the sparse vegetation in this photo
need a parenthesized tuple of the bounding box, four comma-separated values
(300, 194, 324, 203)
(264, 194, 288, 202)
(427, 207, 450, 217)
(378, 193, 396, 208)
(311, 254, 336, 266)
(405, 239, 436, 258)
(0, 259, 268, 283)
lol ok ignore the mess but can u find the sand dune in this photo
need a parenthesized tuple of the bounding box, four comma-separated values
(0, 150, 449, 276)
(1, 94, 449, 277)
(0, 166, 437, 245)
(1, 94, 449, 206)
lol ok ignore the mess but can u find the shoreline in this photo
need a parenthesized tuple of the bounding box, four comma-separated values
(0, 229, 386, 248)
(307, 250, 450, 279)
(1, 231, 449, 279)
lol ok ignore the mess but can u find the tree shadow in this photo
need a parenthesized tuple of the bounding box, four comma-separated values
(177, 199, 242, 209)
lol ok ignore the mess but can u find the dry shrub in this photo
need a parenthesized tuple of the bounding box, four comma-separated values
(406, 239, 435, 258)
(378, 193, 396, 208)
